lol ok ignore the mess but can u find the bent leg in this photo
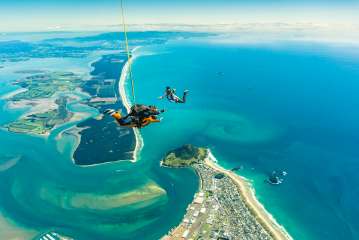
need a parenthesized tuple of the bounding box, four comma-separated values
(149, 116, 161, 123)
(115, 114, 136, 127)
(181, 90, 189, 103)
(112, 112, 122, 121)
(140, 117, 160, 128)
(172, 94, 184, 103)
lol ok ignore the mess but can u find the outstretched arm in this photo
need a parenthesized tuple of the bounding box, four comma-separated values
(158, 91, 167, 100)
(151, 109, 165, 115)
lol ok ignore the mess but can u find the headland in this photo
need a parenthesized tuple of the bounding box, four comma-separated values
(161, 145, 292, 240)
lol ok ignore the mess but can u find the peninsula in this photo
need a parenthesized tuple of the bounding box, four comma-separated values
(161, 145, 291, 240)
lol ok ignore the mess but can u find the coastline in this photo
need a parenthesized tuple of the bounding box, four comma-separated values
(205, 149, 292, 240)
(0, 88, 28, 100)
(162, 146, 292, 240)
(69, 52, 141, 166)
(118, 48, 143, 163)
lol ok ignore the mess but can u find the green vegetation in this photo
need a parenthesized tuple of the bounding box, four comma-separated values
(11, 72, 83, 101)
(4, 71, 83, 135)
(7, 116, 54, 135)
(161, 144, 207, 168)
(7, 97, 73, 135)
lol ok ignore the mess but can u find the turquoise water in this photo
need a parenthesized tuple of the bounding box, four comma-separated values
(0, 54, 197, 239)
(2, 36, 359, 240)
(132, 41, 359, 240)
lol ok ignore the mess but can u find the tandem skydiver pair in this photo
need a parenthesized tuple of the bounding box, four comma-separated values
(104, 86, 189, 129)
(104, 3, 189, 129)
(104, 104, 164, 128)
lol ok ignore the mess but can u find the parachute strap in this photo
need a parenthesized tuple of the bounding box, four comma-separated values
(120, 0, 136, 104)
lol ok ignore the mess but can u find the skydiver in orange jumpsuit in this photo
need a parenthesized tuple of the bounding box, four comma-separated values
(104, 104, 164, 128)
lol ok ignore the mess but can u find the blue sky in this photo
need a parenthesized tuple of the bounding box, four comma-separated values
(1, 0, 359, 31)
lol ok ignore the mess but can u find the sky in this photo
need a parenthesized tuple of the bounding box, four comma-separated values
(1, 0, 359, 31)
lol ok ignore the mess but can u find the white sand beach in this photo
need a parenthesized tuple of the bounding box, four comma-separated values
(205, 150, 292, 240)
(118, 49, 143, 162)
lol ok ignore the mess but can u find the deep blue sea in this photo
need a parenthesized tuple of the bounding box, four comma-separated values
(132, 40, 359, 240)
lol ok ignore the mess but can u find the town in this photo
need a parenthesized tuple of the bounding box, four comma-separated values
(162, 145, 275, 240)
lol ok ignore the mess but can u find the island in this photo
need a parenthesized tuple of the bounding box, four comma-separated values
(267, 171, 287, 185)
(161, 145, 291, 240)
(4, 72, 82, 135)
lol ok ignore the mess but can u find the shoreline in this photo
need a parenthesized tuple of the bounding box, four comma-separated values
(118, 47, 143, 163)
(205, 149, 292, 240)
(65, 51, 142, 167)
(162, 147, 292, 240)
(0, 88, 28, 100)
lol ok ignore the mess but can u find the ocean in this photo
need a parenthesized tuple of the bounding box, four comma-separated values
(1, 34, 359, 240)
(131, 40, 359, 240)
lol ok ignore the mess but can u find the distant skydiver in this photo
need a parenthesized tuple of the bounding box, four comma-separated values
(159, 86, 189, 103)
(104, 104, 164, 128)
